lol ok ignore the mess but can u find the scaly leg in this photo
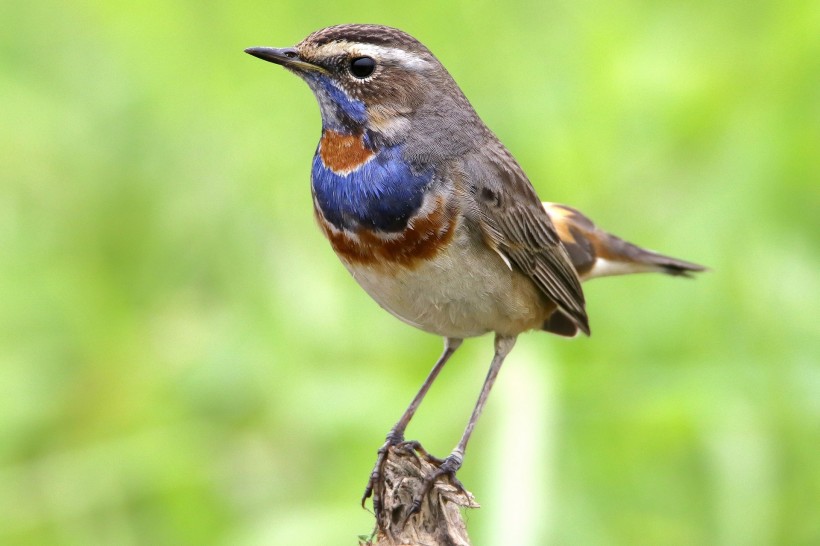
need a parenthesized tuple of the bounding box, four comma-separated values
(363, 337, 463, 516)
(409, 334, 517, 516)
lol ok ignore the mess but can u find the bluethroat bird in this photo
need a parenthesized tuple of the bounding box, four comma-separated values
(246, 24, 705, 518)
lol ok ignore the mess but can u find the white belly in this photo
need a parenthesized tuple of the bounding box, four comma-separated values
(341, 225, 548, 338)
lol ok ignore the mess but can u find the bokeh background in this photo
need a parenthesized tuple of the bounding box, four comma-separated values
(1, 0, 818, 544)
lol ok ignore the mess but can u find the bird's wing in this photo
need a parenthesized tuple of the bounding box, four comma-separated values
(459, 149, 590, 335)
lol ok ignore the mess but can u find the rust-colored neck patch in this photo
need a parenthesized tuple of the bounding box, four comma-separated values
(316, 195, 458, 270)
(319, 130, 374, 174)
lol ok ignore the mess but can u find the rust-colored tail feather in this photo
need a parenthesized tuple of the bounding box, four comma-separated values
(541, 202, 706, 336)
(543, 202, 707, 281)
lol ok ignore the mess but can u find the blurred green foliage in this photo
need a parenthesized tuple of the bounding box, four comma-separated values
(1, 0, 818, 544)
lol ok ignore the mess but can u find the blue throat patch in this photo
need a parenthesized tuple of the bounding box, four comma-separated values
(312, 142, 433, 233)
(304, 74, 433, 232)
(304, 74, 368, 129)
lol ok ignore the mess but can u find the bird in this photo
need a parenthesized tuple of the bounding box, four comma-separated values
(245, 24, 705, 520)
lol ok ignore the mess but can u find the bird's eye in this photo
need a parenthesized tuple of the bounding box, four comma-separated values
(349, 56, 376, 78)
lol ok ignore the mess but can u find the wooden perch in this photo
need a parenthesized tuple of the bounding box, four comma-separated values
(361, 442, 479, 546)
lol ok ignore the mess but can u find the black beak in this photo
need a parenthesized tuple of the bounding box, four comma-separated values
(244, 46, 327, 74)
(244, 47, 298, 65)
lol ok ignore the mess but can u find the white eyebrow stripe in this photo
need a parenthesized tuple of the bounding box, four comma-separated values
(318, 41, 430, 70)
(356, 44, 430, 69)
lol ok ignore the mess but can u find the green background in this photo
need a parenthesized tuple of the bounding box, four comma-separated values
(1, 0, 818, 544)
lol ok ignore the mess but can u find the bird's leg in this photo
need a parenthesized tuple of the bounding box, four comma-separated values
(409, 334, 517, 516)
(363, 337, 463, 516)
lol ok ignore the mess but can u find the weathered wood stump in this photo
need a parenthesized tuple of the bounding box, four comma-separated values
(361, 442, 479, 546)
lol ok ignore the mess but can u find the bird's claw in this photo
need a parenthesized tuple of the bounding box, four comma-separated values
(362, 431, 405, 516)
(398, 440, 445, 465)
(406, 451, 465, 517)
(364, 437, 469, 530)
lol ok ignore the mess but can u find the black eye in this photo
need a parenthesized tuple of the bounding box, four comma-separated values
(349, 56, 375, 78)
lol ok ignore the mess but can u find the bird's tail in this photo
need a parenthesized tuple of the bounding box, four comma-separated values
(543, 202, 707, 281)
(540, 202, 706, 338)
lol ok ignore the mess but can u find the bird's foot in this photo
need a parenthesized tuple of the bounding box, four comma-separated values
(362, 430, 405, 518)
(365, 440, 478, 540)
(402, 442, 466, 518)
(364, 438, 475, 532)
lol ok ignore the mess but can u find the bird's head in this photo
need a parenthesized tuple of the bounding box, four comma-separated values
(246, 24, 469, 146)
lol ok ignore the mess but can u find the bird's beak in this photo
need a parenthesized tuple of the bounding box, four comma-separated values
(244, 46, 328, 74)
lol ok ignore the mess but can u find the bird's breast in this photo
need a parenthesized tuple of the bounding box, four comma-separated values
(315, 190, 550, 338)
(311, 131, 433, 233)
(314, 191, 458, 271)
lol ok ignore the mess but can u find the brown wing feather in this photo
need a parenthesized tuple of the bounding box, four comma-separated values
(462, 151, 590, 335)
